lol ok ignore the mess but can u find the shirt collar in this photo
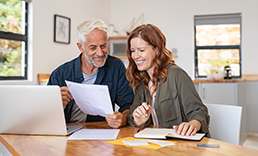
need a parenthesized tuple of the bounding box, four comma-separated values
(74, 53, 108, 84)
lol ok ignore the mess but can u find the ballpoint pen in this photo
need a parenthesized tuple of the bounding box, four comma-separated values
(137, 124, 145, 133)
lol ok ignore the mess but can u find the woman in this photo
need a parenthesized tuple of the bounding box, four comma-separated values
(126, 24, 210, 137)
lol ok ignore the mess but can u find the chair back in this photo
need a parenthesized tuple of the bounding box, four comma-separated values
(205, 103, 242, 145)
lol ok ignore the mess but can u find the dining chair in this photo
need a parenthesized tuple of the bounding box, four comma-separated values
(205, 103, 242, 145)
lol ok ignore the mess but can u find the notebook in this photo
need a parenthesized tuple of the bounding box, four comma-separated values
(0, 85, 82, 136)
(135, 128, 205, 141)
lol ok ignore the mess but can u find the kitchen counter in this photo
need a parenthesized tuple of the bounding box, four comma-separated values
(193, 74, 258, 83)
(193, 75, 258, 134)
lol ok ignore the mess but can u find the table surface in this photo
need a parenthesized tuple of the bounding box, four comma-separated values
(1, 121, 258, 156)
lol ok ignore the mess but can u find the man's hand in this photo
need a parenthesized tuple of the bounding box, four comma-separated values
(60, 86, 73, 109)
(105, 109, 130, 129)
(173, 119, 201, 136)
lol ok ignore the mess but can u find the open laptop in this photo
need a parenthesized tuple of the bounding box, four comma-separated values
(0, 85, 82, 136)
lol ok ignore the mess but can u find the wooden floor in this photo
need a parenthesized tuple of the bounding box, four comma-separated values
(243, 135, 258, 151)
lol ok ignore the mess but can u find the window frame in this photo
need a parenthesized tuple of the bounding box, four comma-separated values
(194, 14, 242, 79)
(0, 2, 28, 80)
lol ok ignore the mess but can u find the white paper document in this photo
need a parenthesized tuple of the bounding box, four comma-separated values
(65, 80, 114, 117)
(147, 140, 175, 147)
(67, 129, 120, 140)
(122, 140, 149, 146)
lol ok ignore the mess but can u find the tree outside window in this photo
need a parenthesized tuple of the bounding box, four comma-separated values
(0, 0, 28, 80)
(194, 14, 241, 78)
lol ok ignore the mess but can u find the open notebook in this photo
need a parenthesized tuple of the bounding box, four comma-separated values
(135, 128, 205, 141)
(0, 85, 82, 136)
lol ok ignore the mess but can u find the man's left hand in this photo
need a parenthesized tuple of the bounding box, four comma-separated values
(105, 109, 129, 129)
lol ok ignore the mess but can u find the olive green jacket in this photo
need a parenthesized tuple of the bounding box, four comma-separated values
(128, 65, 210, 137)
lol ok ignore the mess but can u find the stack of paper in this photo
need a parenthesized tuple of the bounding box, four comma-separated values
(67, 129, 120, 140)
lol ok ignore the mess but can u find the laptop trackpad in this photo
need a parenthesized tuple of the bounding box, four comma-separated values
(66, 125, 83, 135)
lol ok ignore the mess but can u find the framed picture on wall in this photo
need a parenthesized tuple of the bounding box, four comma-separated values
(54, 15, 70, 44)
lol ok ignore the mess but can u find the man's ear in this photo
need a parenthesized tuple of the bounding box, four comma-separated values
(76, 42, 84, 53)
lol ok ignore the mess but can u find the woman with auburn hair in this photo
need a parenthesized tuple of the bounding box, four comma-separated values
(126, 24, 210, 137)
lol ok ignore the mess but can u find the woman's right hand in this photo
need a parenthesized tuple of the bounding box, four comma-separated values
(133, 102, 152, 126)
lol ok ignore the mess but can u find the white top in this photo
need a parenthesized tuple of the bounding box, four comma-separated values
(149, 81, 159, 126)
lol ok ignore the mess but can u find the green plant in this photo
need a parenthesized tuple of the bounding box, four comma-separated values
(0, 0, 23, 76)
(206, 59, 237, 74)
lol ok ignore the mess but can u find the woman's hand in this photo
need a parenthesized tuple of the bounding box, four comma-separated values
(133, 102, 151, 126)
(173, 120, 201, 136)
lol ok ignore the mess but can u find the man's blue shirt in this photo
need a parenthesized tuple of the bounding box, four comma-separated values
(48, 54, 134, 123)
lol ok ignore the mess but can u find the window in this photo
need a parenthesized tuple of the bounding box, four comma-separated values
(194, 13, 241, 78)
(0, 0, 28, 80)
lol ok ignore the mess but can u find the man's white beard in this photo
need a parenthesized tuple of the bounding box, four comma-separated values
(84, 49, 107, 68)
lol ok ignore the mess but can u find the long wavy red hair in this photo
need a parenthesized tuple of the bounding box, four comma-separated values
(126, 24, 175, 96)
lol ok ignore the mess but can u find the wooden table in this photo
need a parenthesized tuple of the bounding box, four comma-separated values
(1, 121, 258, 156)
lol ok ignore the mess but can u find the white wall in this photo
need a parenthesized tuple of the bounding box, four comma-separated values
(0, 0, 110, 85)
(1, 0, 258, 84)
(109, 0, 258, 133)
(0, 0, 257, 132)
(110, 0, 258, 78)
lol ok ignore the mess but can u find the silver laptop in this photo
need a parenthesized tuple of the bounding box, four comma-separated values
(0, 85, 82, 136)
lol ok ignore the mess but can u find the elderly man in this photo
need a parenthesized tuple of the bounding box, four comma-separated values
(48, 19, 134, 128)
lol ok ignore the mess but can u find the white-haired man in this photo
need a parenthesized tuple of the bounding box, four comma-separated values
(48, 19, 134, 128)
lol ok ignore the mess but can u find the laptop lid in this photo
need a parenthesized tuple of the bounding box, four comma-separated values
(0, 85, 82, 136)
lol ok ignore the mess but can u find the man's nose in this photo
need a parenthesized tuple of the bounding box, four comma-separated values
(96, 46, 104, 56)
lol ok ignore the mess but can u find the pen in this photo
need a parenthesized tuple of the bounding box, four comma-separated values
(137, 124, 145, 133)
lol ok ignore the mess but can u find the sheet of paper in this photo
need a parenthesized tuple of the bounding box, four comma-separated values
(65, 80, 114, 117)
(122, 140, 149, 146)
(147, 140, 175, 147)
(67, 129, 120, 140)
(106, 137, 177, 150)
(122, 140, 175, 147)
